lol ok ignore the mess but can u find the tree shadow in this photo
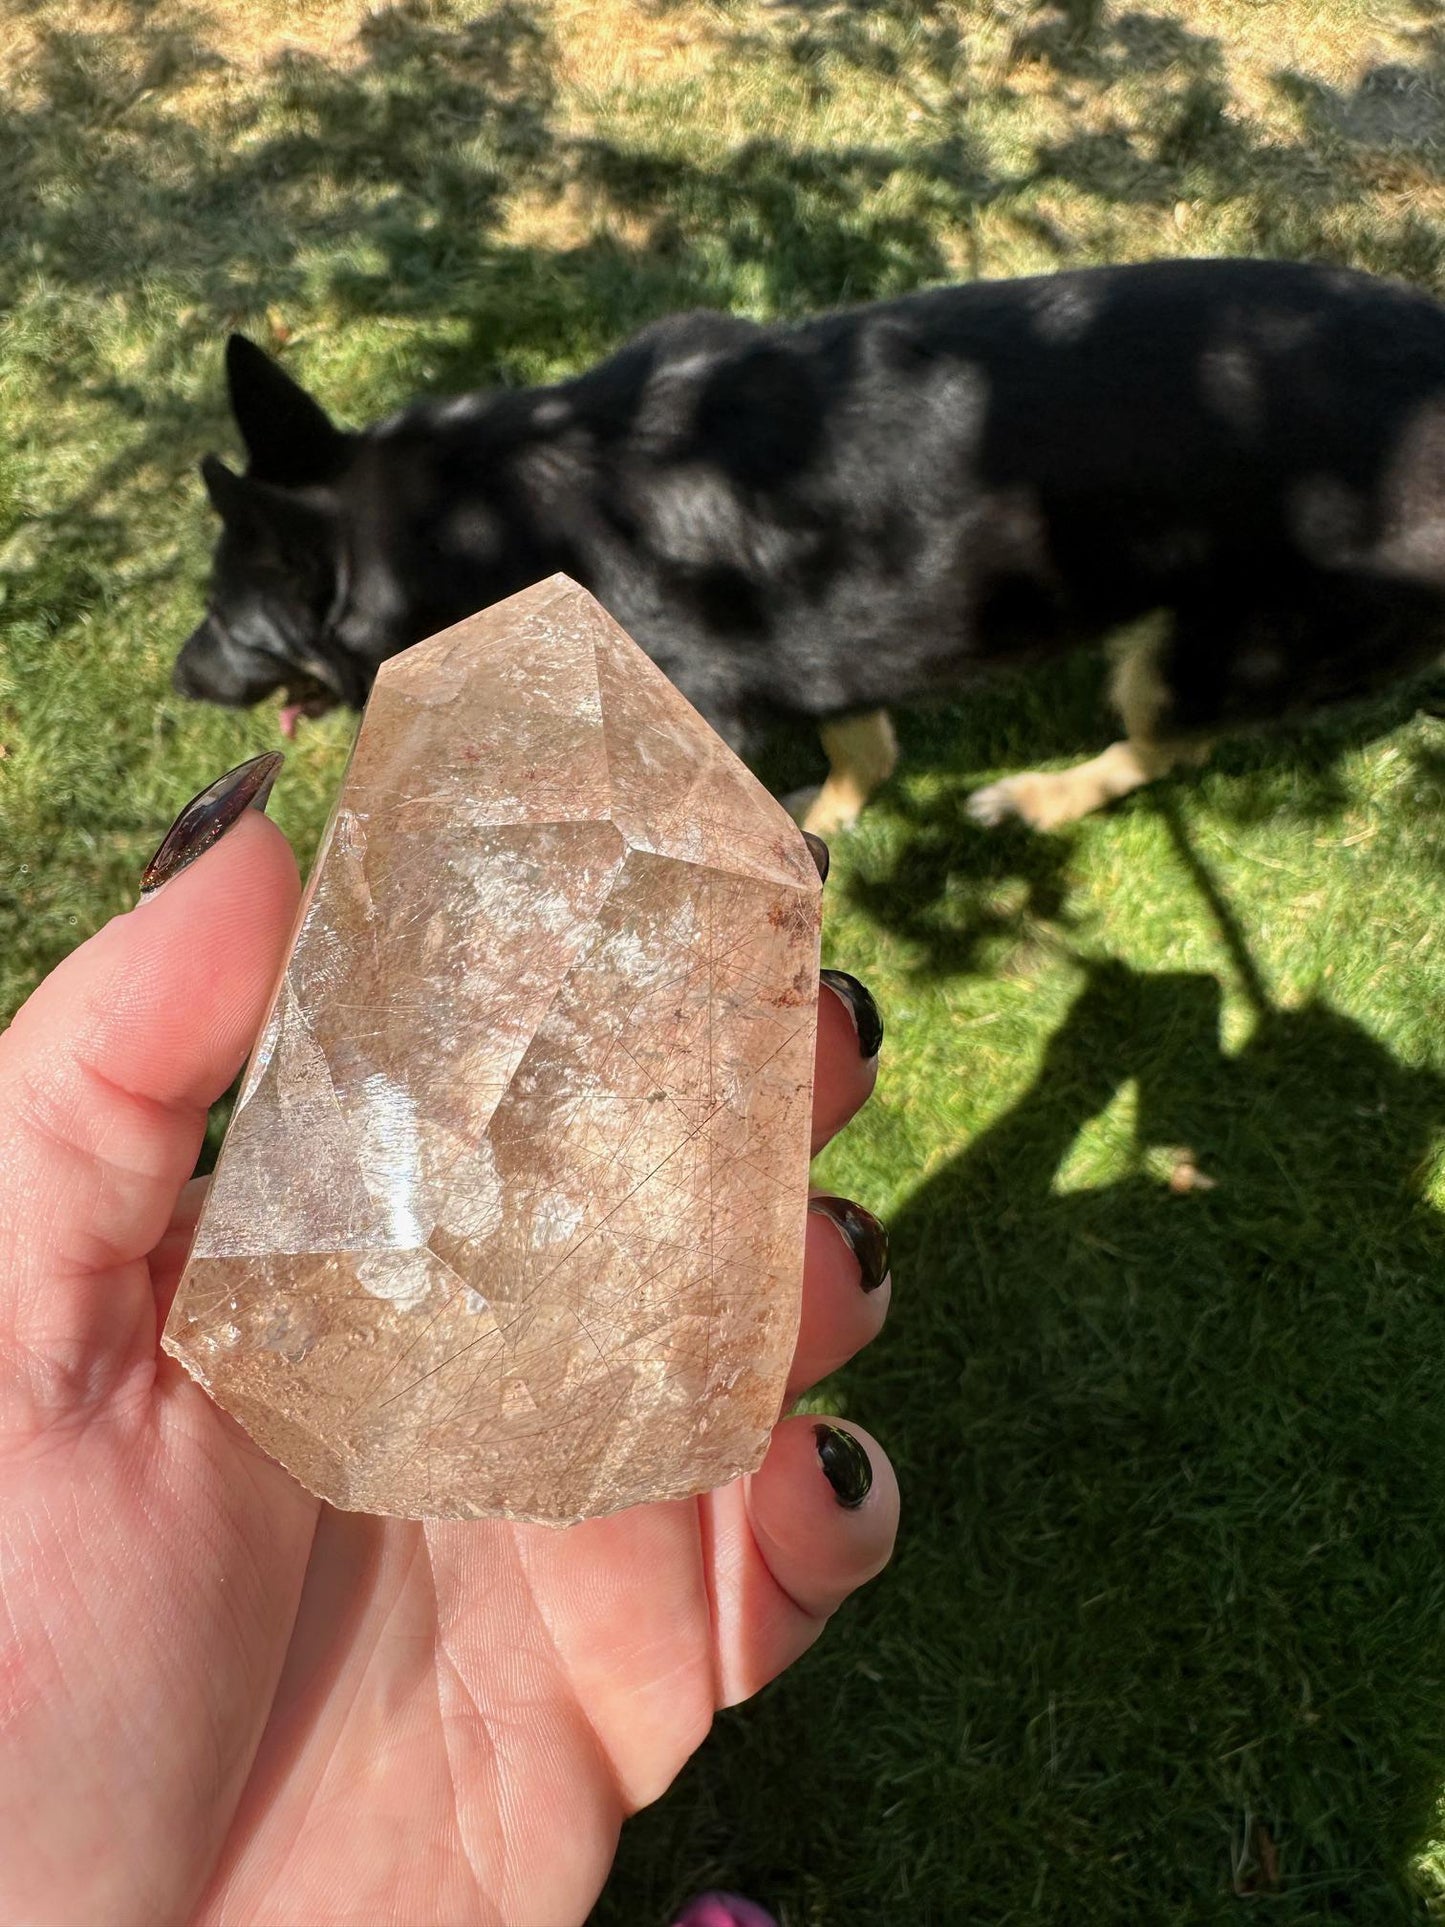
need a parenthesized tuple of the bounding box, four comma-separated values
(566, 130, 977, 310)
(0, 0, 1000, 405)
(1281, 9, 1445, 171)
(599, 954, 1445, 1921)
(717, 0, 969, 95)
(841, 649, 1445, 981)
(1015, 2, 1222, 83)
(0, 0, 558, 316)
(1013, 1, 1445, 286)
(0, 0, 567, 664)
(1, 0, 1001, 667)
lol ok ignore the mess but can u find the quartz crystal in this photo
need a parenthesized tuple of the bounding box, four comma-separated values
(162, 575, 822, 1524)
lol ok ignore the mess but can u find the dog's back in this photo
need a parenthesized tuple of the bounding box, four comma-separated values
(643, 260, 1445, 662)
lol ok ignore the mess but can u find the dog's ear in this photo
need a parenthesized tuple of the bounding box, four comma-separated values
(200, 454, 337, 564)
(224, 334, 350, 486)
(200, 452, 254, 521)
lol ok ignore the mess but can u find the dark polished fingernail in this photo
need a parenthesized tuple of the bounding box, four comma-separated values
(814, 1423, 873, 1509)
(140, 752, 284, 897)
(802, 831, 830, 883)
(820, 968, 883, 1059)
(809, 1195, 890, 1292)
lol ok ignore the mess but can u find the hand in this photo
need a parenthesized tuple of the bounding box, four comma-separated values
(0, 769, 897, 1927)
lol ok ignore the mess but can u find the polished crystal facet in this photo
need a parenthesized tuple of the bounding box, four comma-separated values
(162, 576, 822, 1524)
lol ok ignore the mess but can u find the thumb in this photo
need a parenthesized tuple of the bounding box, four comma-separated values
(0, 757, 300, 1433)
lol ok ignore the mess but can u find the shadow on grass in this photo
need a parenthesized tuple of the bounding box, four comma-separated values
(10, 0, 1445, 501)
(0, 0, 996, 416)
(0, 1, 565, 593)
(1283, 5, 1445, 167)
(1016, 0, 1445, 285)
(599, 954, 1445, 1923)
(0, 0, 559, 320)
(842, 652, 1445, 979)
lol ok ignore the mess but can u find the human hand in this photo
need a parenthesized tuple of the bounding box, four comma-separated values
(0, 758, 897, 1927)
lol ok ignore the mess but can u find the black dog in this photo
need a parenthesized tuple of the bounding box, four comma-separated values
(175, 257, 1445, 833)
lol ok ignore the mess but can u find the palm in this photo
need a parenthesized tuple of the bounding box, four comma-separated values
(186, 1423, 726, 1926)
(0, 815, 893, 1927)
(6, 1289, 771, 1926)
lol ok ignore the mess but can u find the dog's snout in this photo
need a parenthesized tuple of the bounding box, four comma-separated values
(171, 618, 250, 705)
(172, 649, 206, 700)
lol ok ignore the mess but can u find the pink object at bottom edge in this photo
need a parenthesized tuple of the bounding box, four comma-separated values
(669, 1894, 778, 1927)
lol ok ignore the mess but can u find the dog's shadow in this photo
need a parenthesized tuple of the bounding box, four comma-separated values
(597, 957, 1445, 1919)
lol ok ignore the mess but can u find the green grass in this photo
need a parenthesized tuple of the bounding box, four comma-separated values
(8, 0, 1445, 1916)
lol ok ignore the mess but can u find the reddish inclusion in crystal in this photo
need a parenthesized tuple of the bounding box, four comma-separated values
(162, 576, 822, 1524)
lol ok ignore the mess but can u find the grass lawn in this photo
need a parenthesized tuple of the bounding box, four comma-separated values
(9, 0, 1445, 1916)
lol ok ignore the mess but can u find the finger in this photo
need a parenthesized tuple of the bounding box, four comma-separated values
(786, 1195, 891, 1402)
(811, 970, 882, 1155)
(0, 793, 298, 1424)
(149, 1174, 211, 1325)
(710, 1415, 898, 1705)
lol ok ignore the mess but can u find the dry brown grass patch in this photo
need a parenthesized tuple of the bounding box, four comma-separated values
(550, 0, 727, 101)
(0, 0, 379, 88)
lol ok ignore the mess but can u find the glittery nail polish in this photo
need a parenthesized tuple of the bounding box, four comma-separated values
(140, 752, 283, 897)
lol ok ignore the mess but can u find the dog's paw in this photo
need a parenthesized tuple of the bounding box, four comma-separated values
(966, 777, 1028, 828)
(798, 789, 862, 837)
(967, 772, 1085, 832)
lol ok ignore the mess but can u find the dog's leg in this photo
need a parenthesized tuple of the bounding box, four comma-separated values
(969, 620, 1211, 830)
(800, 710, 899, 835)
(968, 736, 1210, 829)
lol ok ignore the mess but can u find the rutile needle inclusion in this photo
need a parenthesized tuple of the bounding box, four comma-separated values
(162, 576, 822, 1523)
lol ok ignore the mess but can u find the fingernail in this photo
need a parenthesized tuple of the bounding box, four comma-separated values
(820, 968, 884, 1059)
(814, 1423, 873, 1510)
(802, 831, 830, 883)
(140, 752, 284, 897)
(808, 1195, 890, 1293)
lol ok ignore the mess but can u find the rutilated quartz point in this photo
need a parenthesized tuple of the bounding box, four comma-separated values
(162, 575, 822, 1524)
